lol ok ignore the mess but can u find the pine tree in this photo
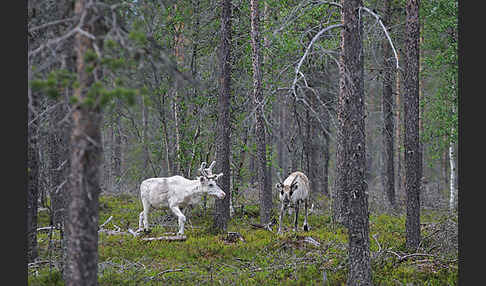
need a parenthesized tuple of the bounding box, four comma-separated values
(404, 0, 421, 250)
(213, 0, 232, 232)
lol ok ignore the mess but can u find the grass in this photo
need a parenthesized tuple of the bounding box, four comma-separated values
(29, 194, 458, 285)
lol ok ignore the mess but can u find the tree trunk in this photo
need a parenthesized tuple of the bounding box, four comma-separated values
(304, 108, 319, 199)
(321, 104, 330, 197)
(213, 0, 232, 233)
(404, 0, 421, 250)
(251, 0, 272, 224)
(65, 1, 105, 284)
(112, 101, 122, 188)
(27, 70, 39, 263)
(172, 3, 186, 175)
(48, 99, 69, 226)
(395, 53, 404, 200)
(449, 139, 457, 212)
(381, 0, 396, 210)
(339, 0, 372, 284)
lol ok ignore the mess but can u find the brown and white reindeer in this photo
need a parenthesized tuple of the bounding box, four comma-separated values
(275, 171, 310, 234)
(138, 161, 225, 236)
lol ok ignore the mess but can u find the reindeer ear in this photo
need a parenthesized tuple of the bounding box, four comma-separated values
(199, 176, 206, 182)
(275, 183, 282, 189)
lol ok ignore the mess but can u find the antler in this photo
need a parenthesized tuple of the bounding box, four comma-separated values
(199, 162, 209, 178)
(199, 161, 220, 179)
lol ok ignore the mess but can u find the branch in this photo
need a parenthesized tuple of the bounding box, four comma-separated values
(99, 215, 113, 229)
(29, 17, 76, 33)
(141, 235, 187, 241)
(360, 6, 400, 70)
(292, 23, 343, 92)
(148, 268, 184, 281)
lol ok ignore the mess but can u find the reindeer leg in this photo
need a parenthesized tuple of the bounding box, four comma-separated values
(293, 201, 300, 232)
(277, 202, 286, 235)
(141, 199, 150, 232)
(303, 199, 309, 232)
(170, 205, 186, 236)
(138, 211, 144, 230)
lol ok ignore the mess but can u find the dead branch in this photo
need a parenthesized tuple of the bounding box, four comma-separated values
(98, 229, 135, 237)
(37, 226, 58, 232)
(302, 236, 321, 247)
(141, 235, 187, 241)
(99, 215, 113, 229)
(148, 268, 184, 281)
(360, 6, 400, 70)
(250, 218, 276, 232)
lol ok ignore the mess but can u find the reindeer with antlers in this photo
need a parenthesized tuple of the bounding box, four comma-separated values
(138, 161, 225, 236)
(275, 171, 310, 235)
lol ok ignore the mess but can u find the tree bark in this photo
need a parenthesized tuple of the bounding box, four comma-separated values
(112, 101, 122, 187)
(48, 99, 69, 226)
(404, 0, 421, 250)
(27, 70, 39, 263)
(395, 53, 404, 199)
(449, 138, 457, 212)
(338, 0, 372, 284)
(65, 1, 105, 284)
(251, 0, 272, 224)
(213, 0, 232, 233)
(172, 3, 186, 175)
(381, 0, 396, 210)
(321, 104, 330, 197)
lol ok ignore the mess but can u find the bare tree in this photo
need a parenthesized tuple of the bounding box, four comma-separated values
(251, 0, 272, 224)
(213, 0, 232, 232)
(404, 0, 421, 250)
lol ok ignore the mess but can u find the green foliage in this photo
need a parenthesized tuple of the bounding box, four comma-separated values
(420, 0, 458, 158)
(30, 69, 76, 100)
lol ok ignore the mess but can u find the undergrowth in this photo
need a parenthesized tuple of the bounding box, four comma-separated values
(28, 194, 458, 285)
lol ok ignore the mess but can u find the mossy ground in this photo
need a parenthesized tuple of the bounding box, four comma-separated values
(29, 194, 458, 285)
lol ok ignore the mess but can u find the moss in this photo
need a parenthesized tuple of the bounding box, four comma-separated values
(31, 194, 457, 285)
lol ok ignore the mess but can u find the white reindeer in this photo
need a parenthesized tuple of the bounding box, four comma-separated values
(138, 161, 225, 236)
(276, 171, 310, 234)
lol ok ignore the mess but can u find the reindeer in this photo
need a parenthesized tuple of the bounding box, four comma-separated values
(138, 161, 225, 236)
(275, 171, 310, 234)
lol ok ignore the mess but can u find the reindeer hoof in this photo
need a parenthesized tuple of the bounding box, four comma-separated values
(143, 228, 152, 234)
(303, 224, 309, 232)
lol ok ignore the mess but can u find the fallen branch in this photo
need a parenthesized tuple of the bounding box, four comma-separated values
(386, 249, 438, 263)
(37, 226, 57, 232)
(141, 235, 187, 241)
(99, 216, 113, 229)
(148, 268, 184, 281)
(98, 229, 135, 236)
(250, 218, 276, 232)
(302, 237, 320, 247)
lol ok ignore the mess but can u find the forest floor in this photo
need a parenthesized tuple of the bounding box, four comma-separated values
(29, 193, 458, 285)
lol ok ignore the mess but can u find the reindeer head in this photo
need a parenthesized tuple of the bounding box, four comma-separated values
(276, 173, 298, 204)
(198, 161, 225, 199)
